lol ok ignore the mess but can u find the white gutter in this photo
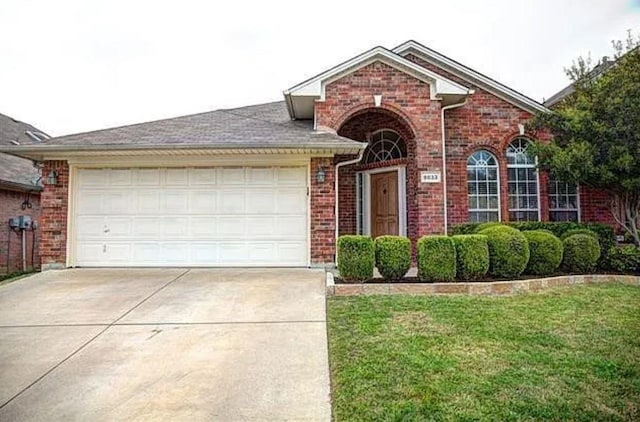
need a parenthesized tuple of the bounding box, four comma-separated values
(440, 94, 471, 235)
(334, 149, 365, 263)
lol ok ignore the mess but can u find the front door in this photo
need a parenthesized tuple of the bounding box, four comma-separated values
(370, 171, 399, 239)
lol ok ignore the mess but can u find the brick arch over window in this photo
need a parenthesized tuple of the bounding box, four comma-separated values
(335, 107, 419, 241)
(336, 107, 416, 143)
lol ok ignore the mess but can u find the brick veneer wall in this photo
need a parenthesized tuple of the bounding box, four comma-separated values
(403, 54, 545, 227)
(310, 157, 336, 265)
(316, 61, 446, 245)
(39, 161, 69, 269)
(0, 189, 40, 274)
(580, 187, 616, 226)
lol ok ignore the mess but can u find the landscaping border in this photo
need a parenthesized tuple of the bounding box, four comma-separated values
(326, 274, 640, 296)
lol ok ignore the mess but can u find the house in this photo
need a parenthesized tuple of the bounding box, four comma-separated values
(0, 40, 615, 270)
(0, 113, 48, 274)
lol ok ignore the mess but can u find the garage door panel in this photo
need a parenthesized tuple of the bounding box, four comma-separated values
(221, 168, 245, 184)
(189, 217, 217, 236)
(136, 168, 161, 185)
(247, 216, 275, 235)
(218, 217, 245, 236)
(278, 167, 306, 185)
(133, 243, 161, 262)
(132, 217, 160, 236)
(106, 192, 133, 214)
(105, 217, 131, 237)
(220, 191, 245, 213)
(248, 167, 275, 184)
(75, 166, 308, 267)
(279, 242, 307, 263)
(248, 192, 276, 213)
(162, 191, 188, 213)
(160, 243, 189, 262)
(190, 191, 217, 213)
(165, 168, 188, 185)
(76, 217, 105, 238)
(277, 190, 306, 211)
(277, 216, 306, 236)
(162, 217, 189, 236)
(79, 169, 107, 186)
(76, 243, 104, 264)
(219, 243, 248, 263)
(108, 169, 133, 186)
(136, 191, 161, 213)
(77, 192, 105, 214)
(190, 168, 216, 185)
(190, 243, 218, 263)
(250, 243, 277, 261)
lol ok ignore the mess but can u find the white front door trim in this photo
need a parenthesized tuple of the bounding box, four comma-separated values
(357, 165, 407, 238)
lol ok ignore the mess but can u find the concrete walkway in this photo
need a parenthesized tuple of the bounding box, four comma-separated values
(0, 268, 331, 421)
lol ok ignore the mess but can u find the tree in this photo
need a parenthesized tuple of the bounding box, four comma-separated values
(529, 32, 640, 246)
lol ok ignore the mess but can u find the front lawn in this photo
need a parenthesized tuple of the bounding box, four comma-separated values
(327, 284, 640, 421)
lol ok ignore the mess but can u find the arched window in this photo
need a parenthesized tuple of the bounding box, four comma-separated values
(467, 150, 500, 222)
(363, 130, 407, 164)
(506, 137, 539, 221)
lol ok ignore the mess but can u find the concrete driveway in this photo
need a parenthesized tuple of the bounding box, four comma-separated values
(0, 268, 330, 421)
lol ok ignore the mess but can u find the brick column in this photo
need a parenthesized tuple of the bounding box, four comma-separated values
(310, 157, 336, 266)
(40, 161, 69, 270)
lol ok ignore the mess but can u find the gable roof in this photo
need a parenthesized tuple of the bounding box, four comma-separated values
(284, 46, 471, 119)
(392, 40, 549, 114)
(0, 113, 45, 191)
(0, 102, 365, 161)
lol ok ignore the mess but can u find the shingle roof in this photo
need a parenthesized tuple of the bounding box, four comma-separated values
(0, 113, 45, 190)
(32, 101, 361, 150)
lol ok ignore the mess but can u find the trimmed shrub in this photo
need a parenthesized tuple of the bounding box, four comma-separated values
(562, 234, 601, 273)
(417, 236, 456, 282)
(522, 230, 563, 276)
(452, 235, 490, 280)
(453, 221, 615, 269)
(473, 222, 506, 233)
(560, 228, 598, 241)
(605, 245, 640, 274)
(375, 236, 411, 281)
(478, 226, 530, 278)
(337, 235, 374, 282)
(532, 229, 555, 236)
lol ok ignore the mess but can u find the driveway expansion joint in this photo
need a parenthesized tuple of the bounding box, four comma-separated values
(0, 269, 192, 410)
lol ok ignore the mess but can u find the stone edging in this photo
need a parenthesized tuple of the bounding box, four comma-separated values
(326, 274, 640, 296)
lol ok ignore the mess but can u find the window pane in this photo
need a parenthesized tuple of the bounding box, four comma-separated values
(467, 150, 499, 222)
(548, 179, 580, 222)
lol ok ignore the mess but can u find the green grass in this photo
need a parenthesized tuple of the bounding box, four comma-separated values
(327, 284, 640, 421)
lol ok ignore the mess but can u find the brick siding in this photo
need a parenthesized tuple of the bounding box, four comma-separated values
(39, 161, 69, 269)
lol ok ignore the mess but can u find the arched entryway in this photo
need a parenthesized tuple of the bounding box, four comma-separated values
(335, 107, 417, 240)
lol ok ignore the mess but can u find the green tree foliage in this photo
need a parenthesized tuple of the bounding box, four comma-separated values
(530, 32, 640, 245)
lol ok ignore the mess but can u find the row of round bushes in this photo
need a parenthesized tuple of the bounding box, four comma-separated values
(337, 225, 602, 282)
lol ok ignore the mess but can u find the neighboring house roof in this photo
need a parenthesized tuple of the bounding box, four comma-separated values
(0, 113, 46, 191)
(0, 101, 365, 161)
(544, 57, 616, 107)
(392, 40, 549, 114)
(284, 46, 472, 119)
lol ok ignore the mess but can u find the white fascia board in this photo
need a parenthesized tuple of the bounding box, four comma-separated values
(286, 46, 469, 101)
(393, 41, 550, 114)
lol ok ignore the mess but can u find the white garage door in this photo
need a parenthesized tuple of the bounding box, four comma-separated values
(74, 167, 308, 267)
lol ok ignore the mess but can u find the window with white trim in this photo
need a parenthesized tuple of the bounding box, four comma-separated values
(467, 150, 500, 222)
(507, 137, 540, 221)
(363, 130, 406, 164)
(548, 179, 580, 222)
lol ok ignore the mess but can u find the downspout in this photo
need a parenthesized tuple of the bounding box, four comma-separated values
(334, 149, 365, 264)
(440, 93, 471, 235)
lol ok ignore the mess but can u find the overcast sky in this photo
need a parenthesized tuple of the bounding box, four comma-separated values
(1, 0, 639, 137)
